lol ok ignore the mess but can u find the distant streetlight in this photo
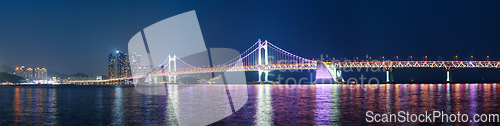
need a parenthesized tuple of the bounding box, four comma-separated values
(471, 55, 473, 61)
(425, 56, 427, 61)
(410, 56, 412, 61)
(487, 56, 489, 61)
(455, 55, 458, 61)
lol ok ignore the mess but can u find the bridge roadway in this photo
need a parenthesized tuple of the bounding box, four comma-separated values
(70, 60, 500, 84)
(153, 60, 500, 75)
(69, 39, 500, 84)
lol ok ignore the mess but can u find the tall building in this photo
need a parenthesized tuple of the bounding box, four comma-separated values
(108, 53, 116, 78)
(129, 52, 151, 76)
(15, 67, 24, 78)
(14, 66, 47, 80)
(123, 54, 131, 77)
(114, 49, 132, 78)
(41, 68, 47, 80)
(129, 52, 143, 76)
(35, 67, 41, 79)
(117, 50, 124, 77)
(20, 66, 26, 78)
(26, 68, 33, 80)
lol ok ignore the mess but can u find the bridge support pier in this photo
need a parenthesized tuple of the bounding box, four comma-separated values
(168, 75, 176, 83)
(335, 68, 343, 83)
(258, 71, 269, 82)
(445, 70, 453, 83)
(385, 70, 395, 84)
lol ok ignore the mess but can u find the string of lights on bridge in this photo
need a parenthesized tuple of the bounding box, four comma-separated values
(70, 39, 499, 84)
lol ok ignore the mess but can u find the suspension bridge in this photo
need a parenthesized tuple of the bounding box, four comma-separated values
(70, 39, 500, 84)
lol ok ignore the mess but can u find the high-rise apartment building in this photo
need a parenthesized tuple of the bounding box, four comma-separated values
(26, 68, 33, 80)
(15, 66, 24, 78)
(108, 53, 116, 78)
(117, 51, 124, 77)
(114, 49, 132, 78)
(35, 67, 41, 79)
(41, 68, 47, 80)
(123, 54, 131, 77)
(14, 66, 47, 80)
(128, 52, 152, 76)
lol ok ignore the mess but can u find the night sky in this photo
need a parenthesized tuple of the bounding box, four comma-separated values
(0, 0, 499, 81)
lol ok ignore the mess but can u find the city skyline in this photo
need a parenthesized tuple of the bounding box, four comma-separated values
(0, 0, 498, 80)
(108, 49, 134, 79)
(0, 1, 499, 125)
(14, 66, 47, 80)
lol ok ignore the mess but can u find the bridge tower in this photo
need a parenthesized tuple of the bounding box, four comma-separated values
(258, 39, 269, 82)
(168, 55, 177, 83)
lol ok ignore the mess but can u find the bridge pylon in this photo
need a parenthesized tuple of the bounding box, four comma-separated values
(168, 55, 177, 83)
(258, 39, 269, 82)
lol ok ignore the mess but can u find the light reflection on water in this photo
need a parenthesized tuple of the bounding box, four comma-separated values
(0, 84, 499, 125)
(255, 85, 272, 125)
(112, 86, 124, 125)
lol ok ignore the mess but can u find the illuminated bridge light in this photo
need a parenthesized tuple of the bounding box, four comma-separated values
(73, 41, 499, 83)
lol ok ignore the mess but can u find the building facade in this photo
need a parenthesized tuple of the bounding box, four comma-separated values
(40, 68, 47, 80)
(117, 51, 124, 77)
(15, 66, 47, 80)
(129, 52, 150, 76)
(26, 68, 33, 80)
(35, 68, 41, 79)
(108, 53, 116, 78)
(115, 49, 132, 78)
(15, 66, 24, 78)
(123, 54, 131, 77)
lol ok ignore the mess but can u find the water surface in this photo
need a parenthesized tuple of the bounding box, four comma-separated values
(0, 84, 498, 125)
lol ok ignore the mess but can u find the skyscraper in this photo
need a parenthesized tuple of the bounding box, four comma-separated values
(123, 54, 131, 77)
(117, 50, 124, 77)
(129, 52, 145, 76)
(108, 53, 116, 78)
(113, 49, 132, 78)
